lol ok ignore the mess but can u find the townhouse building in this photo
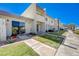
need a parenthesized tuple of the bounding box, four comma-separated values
(0, 3, 60, 41)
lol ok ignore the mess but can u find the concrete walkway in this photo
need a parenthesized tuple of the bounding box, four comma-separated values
(23, 39, 56, 56)
(56, 30, 79, 56)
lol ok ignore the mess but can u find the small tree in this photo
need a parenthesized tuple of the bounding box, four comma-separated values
(67, 24, 75, 31)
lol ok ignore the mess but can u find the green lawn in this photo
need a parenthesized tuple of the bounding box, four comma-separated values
(33, 35, 62, 49)
(74, 30, 79, 35)
(0, 42, 39, 56)
(48, 30, 65, 36)
(33, 30, 65, 49)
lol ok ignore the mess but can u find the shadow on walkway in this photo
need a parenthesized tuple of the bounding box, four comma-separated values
(62, 43, 77, 50)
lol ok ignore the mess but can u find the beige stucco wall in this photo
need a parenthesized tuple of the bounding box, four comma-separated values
(0, 15, 33, 41)
(46, 16, 55, 30)
(21, 4, 36, 20)
(35, 14, 46, 22)
(5, 16, 27, 36)
(0, 18, 6, 41)
(21, 3, 62, 33)
(25, 20, 32, 34)
(35, 14, 46, 33)
(21, 3, 47, 34)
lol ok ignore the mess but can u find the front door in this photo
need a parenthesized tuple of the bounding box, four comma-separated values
(37, 24, 39, 32)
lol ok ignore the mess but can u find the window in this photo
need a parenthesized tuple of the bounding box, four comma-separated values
(12, 21, 25, 35)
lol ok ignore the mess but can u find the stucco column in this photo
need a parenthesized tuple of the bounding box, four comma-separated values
(31, 20, 37, 34)
(44, 22, 47, 32)
(41, 22, 46, 33)
(6, 19, 12, 36)
(0, 18, 6, 41)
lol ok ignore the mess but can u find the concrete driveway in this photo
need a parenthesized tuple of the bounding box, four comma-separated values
(56, 30, 79, 56)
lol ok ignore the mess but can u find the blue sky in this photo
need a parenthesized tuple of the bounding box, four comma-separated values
(0, 3, 79, 26)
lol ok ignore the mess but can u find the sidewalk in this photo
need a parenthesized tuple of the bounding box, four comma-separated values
(23, 39, 56, 56)
(55, 30, 79, 56)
